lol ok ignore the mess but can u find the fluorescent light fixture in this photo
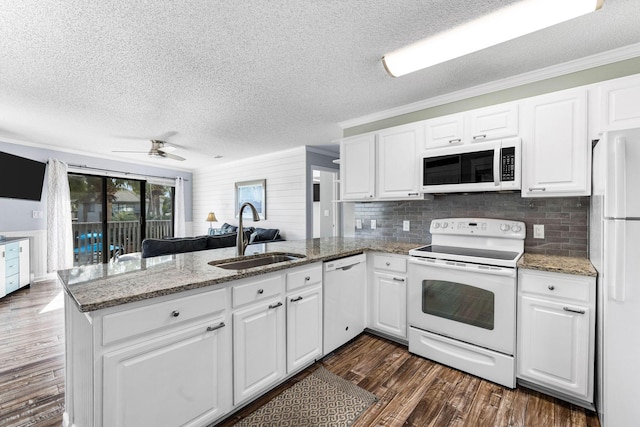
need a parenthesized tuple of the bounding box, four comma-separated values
(382, 0, 605, 77)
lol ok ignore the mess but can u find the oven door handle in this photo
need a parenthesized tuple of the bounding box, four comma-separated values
(409, 257, 516, 277)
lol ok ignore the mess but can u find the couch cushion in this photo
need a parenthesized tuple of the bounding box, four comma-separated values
(142, 236, 208, 258)
(220, 223, 236, 234)
(249, 227, 280, 243)
(205, 233, 237, 249)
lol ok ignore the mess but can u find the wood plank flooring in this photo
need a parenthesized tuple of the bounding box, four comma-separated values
(0, 279, 600, 427)
(219, 334, 601, 427)
(0, 280, 65, 427)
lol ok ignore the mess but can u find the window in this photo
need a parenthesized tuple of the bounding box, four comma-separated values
(69, 174, 175, 265)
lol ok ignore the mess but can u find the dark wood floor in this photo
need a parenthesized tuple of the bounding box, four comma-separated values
(1, 279, 600, 427)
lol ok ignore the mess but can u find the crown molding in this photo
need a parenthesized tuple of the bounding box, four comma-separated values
(339, 42, 640, 130)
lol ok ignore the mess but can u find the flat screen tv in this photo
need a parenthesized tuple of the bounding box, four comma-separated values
(0, 151, 47, 201)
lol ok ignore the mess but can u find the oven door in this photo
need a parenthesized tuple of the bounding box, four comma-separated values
(408, 257, 516, 355)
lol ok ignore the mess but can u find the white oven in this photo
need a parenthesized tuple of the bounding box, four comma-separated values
(407, 218, 525, 388)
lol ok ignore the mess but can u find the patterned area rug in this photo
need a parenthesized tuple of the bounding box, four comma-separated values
(232, 367, 377, 426)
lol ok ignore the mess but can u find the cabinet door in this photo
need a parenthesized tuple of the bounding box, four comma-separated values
(370, 272, 407, 339)
(518, 296, 591, 400)
(18, 239, 29, 287)
(599, 75, 640, 131)
(425, 113, 464, 149)
(233, 297, 285, 405)
(287, 286, 323, 373)
(377, 124, 423, 200)
(103, 318, 232, 427)
(469, 102, 518, 142)
(340, 134, 375, 200)
(521, 88, 589, 197)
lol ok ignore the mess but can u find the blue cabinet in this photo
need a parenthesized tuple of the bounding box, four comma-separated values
(1, 237, 30, 298)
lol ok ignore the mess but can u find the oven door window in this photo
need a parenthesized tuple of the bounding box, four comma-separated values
(422, 280, 495, 330)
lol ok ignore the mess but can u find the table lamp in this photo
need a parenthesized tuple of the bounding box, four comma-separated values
(206, 212, 218, 235)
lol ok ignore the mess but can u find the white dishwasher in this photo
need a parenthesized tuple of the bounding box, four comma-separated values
(323, 253, 366, 354)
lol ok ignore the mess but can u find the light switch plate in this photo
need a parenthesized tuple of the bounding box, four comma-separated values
(356, 219, 362, 229)
(403, 220, 410, 231)
(371, 219, 376, 230)
(533, 224, 544, 239)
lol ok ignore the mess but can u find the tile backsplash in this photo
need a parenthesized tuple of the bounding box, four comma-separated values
(353, 192, 589, 258)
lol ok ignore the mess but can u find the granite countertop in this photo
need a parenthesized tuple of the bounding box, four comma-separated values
(59, 237, 416, 313)
(517, 253, 597, 277)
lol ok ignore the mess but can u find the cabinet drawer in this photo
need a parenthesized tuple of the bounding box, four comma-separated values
(519, 270, 593, 303)
(5, 259, 20, 277)
(5, 274, 20, 294)
(286, 264, 322, 292)
(4, 242, 20, 261)
(103, 288, 227, 345)
(232, 275, 282, 308)
(373, 255, 407, 273)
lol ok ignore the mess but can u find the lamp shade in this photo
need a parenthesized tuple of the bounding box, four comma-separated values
(206, 212, 218, 222)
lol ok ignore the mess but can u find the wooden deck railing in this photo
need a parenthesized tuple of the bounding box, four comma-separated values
(72, 220, 173, 265)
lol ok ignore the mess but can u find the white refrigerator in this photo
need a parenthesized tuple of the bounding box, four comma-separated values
(590, 127, 640, 427)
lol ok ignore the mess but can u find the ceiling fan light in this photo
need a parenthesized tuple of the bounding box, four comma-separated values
(382, 0, 605, 77)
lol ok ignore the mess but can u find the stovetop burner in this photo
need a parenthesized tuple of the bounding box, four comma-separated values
(409, 218, 526, 268)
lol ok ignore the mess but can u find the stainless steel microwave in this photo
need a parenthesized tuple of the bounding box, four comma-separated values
(421, 138, 521, 193)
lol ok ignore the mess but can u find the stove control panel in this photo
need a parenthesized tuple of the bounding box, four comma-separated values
(430, 218, 526, 239)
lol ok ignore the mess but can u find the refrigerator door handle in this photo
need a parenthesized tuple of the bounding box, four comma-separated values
(613, 137, 627, 217)
(610, 220, 627, 302)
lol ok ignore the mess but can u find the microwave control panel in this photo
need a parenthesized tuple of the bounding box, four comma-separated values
(501, 147, 516, 182)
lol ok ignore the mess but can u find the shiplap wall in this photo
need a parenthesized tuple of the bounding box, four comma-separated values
(193, 147, 307, 240)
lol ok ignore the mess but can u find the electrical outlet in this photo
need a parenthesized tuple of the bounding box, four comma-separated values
(533, 224, 545, 239)
(32, 210, 43, 219)
(356, 219, 362, 229)
(403, 220, 410, 231)
(371, 219, 377, 229)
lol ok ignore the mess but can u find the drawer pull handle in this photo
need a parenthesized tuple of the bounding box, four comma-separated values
(305, 276, 311, 281)
(385, 262, 391, 266)
(291, 296, 303, 302)
(206, 322, 226, 332)
(408, 192, 419, 196)
(563, 307, 586, 314)
(393, 277, 405, 282)
(171, 310, 180, 317)
(548, 285, 555, 290)
(269, 302, 283, 309)
(473, 134, 487, 140)
(448, 138, 461, 144)
(257, 289, 264, 294)
(529, 187, 546, 192)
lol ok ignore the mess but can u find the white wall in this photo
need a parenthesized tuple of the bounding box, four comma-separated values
(193, 147, 307, 240)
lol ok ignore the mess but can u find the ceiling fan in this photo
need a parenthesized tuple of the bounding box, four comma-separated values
(113, 139, 186, 161)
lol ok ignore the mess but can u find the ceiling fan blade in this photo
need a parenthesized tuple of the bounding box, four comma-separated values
(159, 144, 177, 152)
(156, 131, 178, 140)
(159, 151, 186, 161)
(112, 150, 149, 153)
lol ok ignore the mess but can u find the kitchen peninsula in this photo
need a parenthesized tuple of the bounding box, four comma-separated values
(59, 237, 415, 427)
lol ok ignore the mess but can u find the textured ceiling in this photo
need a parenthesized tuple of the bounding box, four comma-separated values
(1, 0, 639, 169)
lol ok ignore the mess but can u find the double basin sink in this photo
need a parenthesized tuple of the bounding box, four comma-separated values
(208, 252, 306, 270)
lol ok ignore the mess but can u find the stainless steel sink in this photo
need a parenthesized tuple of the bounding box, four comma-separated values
(209, 252, 306, 270)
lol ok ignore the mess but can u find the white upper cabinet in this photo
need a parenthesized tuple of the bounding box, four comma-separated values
(340, 122, 423, 201)
(424, 113, 464, 149)
(599, 74, 640, 131)
(340, 134, 376, 200)
(376, 123, 423, 200)
(521, 88, 589, 197)
(424, 102, 518, 150)
(468, 102, 519, 142)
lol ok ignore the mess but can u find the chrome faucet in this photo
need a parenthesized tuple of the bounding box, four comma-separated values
(237, 202, 260, 256)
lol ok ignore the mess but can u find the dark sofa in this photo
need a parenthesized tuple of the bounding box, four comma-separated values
(141, 233, 237, 258)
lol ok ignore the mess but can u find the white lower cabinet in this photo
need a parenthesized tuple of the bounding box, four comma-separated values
(103, 317, 231, 427)
(286, 264, 323, 373)
(368, 253, 407, 340)
(517, 269, 595, 404)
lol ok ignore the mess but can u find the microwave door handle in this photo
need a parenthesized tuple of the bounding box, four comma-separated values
(493, 146, 500, 187)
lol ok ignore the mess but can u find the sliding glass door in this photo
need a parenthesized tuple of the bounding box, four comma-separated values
(69, 174, 174, 266)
